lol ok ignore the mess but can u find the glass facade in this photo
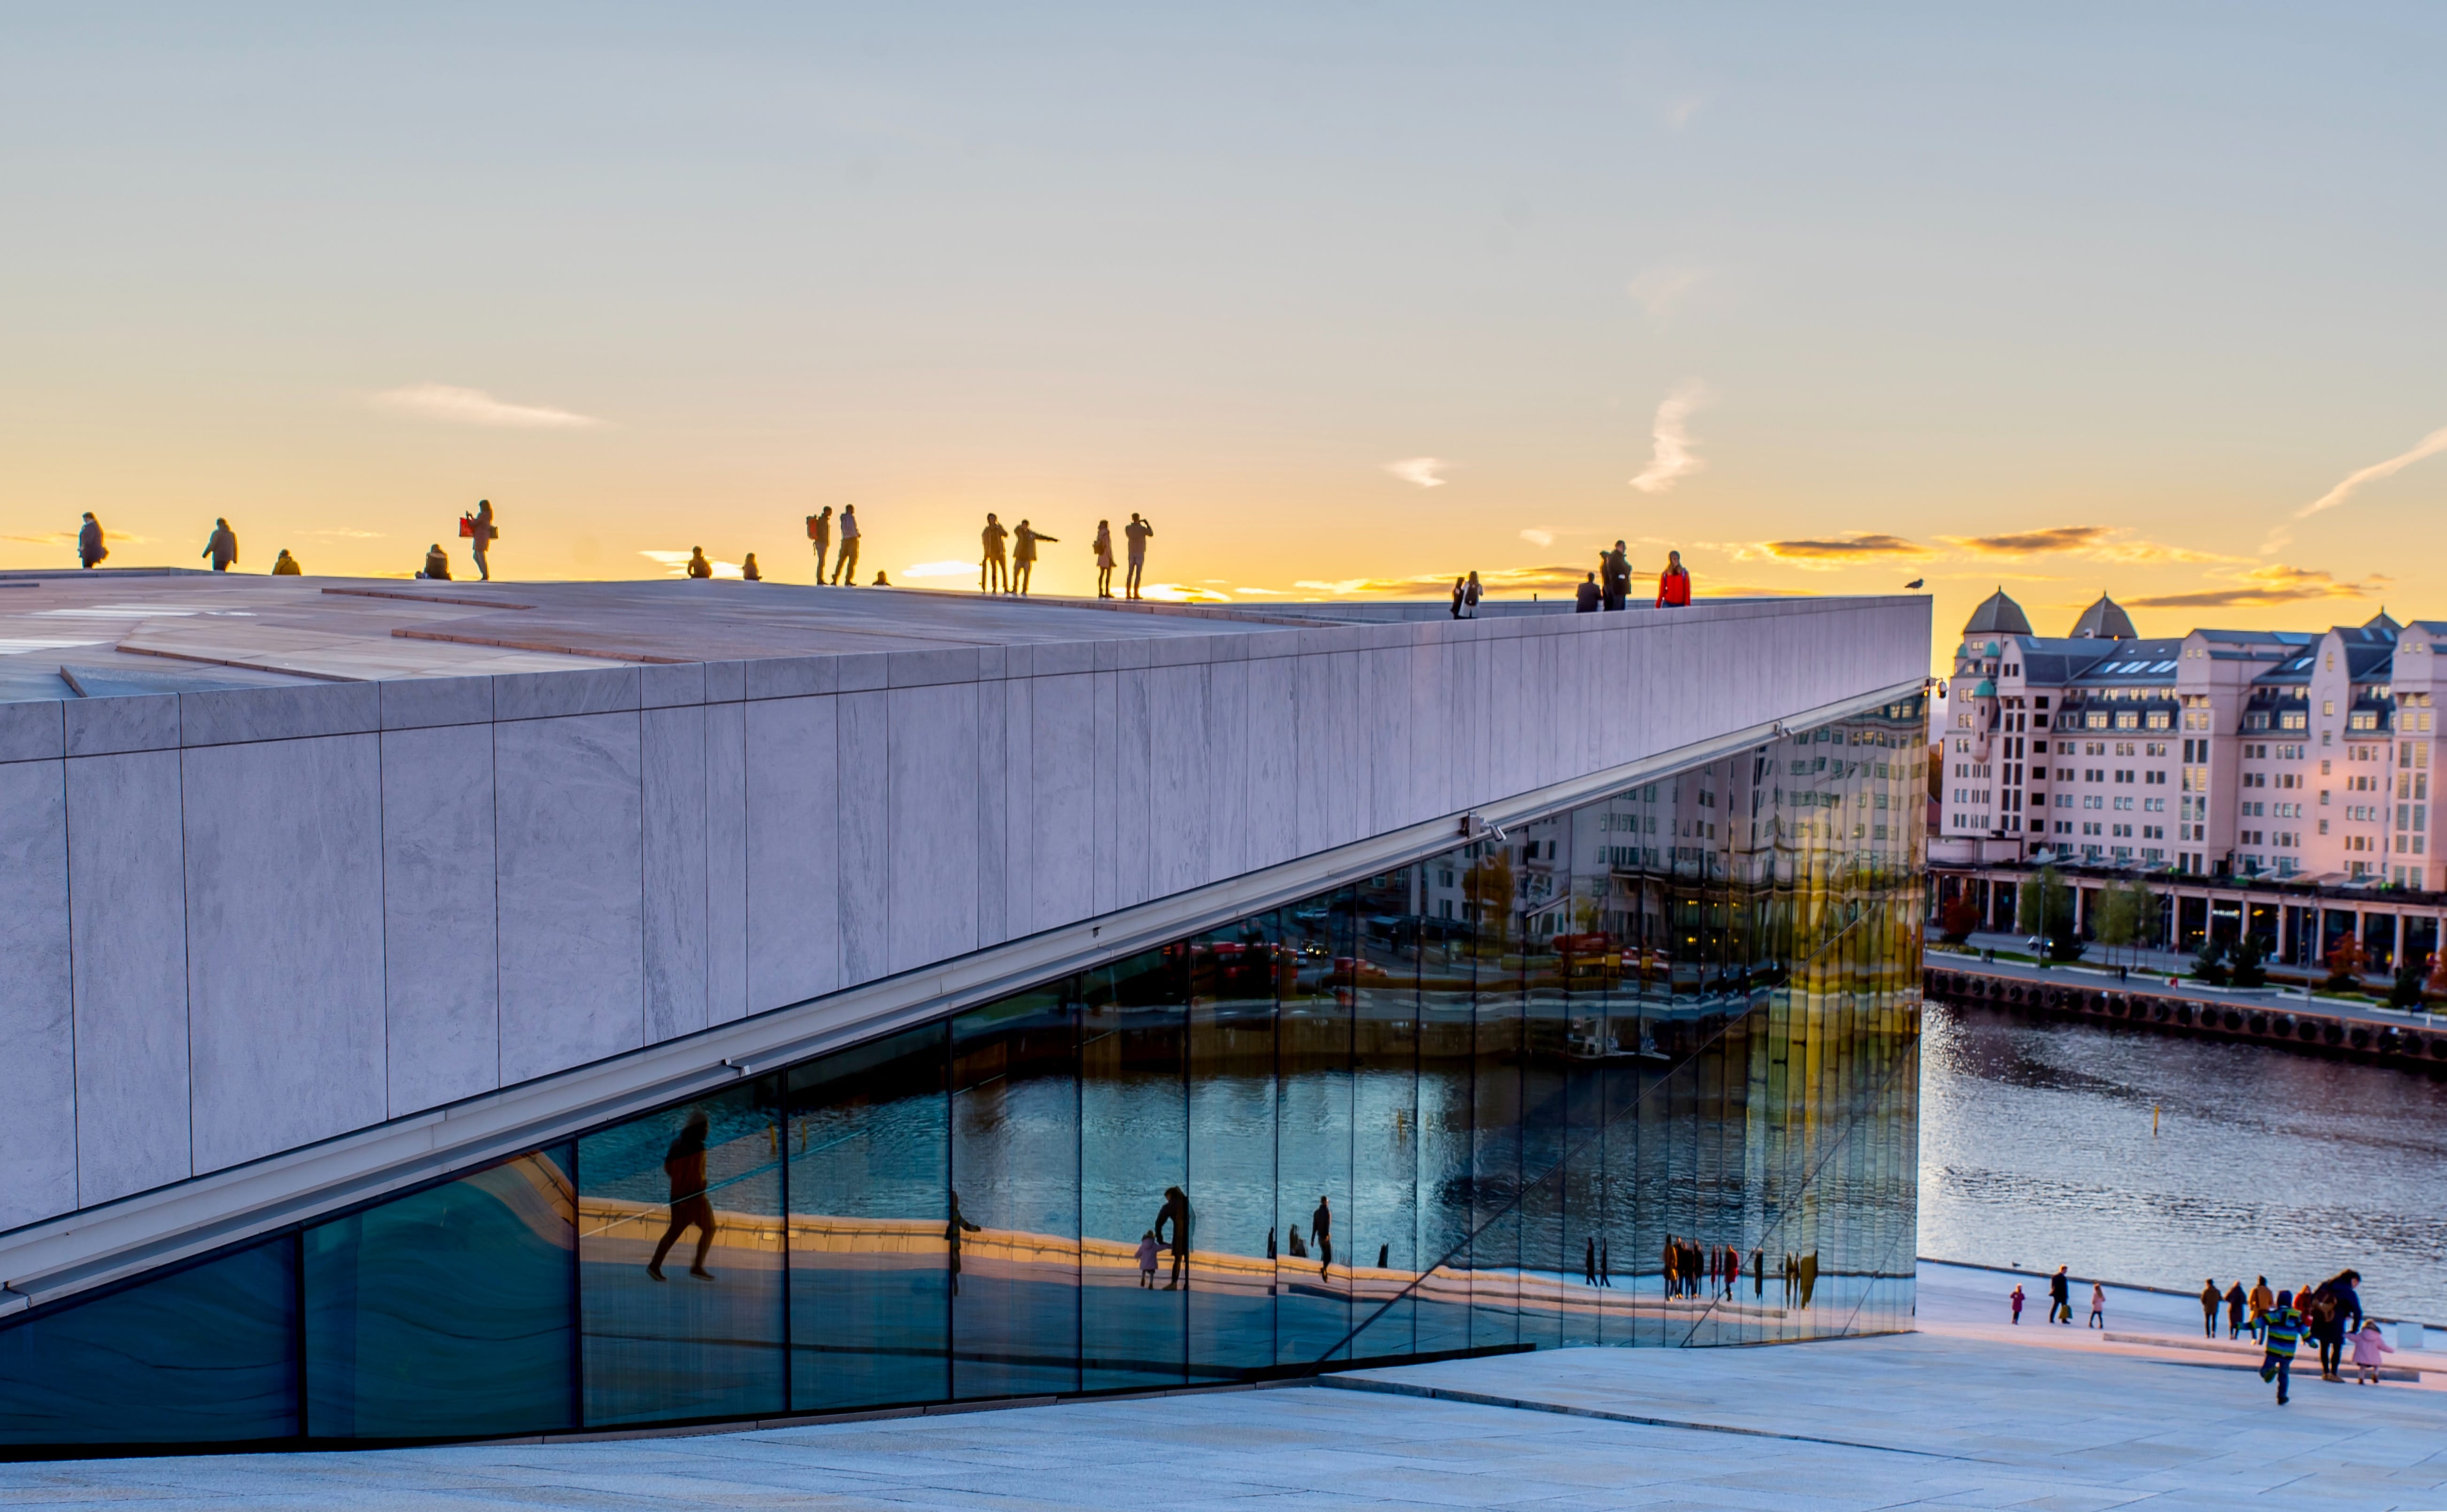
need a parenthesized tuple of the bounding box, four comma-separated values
(0, 699, 1926, 1453)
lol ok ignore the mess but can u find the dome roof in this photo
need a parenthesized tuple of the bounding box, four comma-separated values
(1971, 679, 1996, 698)
(1963, 588, 2032, 637)
(2070, 593, 2137, 640)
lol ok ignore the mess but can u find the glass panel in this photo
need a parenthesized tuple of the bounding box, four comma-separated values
(788, 1022, 950, 1412)
(579, 1079, 786, 1426)
(950, 984, 1080, 1399)
(1414, 887, 1479, 1357)
(0, 1238, 296, 1447)
(1347, 866, 1420, 1363)
(1275, 886, 1353, 1365)
(1079, 947, 1188, 1390)
(1186, 914, 1280, 1381)
(1469, 844, 1522, 1352)
(304, 1146, 576, 1440)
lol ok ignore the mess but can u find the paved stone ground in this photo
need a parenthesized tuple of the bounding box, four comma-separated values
(8, 1296, 2445, 1512)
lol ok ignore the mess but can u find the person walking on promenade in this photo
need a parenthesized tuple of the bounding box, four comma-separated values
(201, 518, 238, 572)
(1012, 520, 1055, 596)
(1602, 541, 1631, 610)
(1093, 520, 1116, 597)
(421, 543, 451, 580)
(2048, 1265, 2071, 1325)
(2089, 1282, 2106, 1329)
(2225, 1280, 2248, 1339)
(980, 512, 1008, 594)
(1575, 572, 1600, 612)
(1311, 1194, 1333, 1278)
(272, 549, 302, 576)
(2312, 1270, 2364, 1381)
(1123, 512, 1154, 599)
(469, 498, 497, 580)
(833, 505, 861, 584)
(2248, 1276, 2273, 1342)
(686, 546, 714, 579)
(1461, 571, 1482, 619)
(646, 1111, 717, 1282)
(2010, 1283, 2025, 1324)
(77, 512, 106, 568)
(808, 505, 832, 583)
(2351, 1321, 2393, 1385)
(2259, 1290, 2304, 1405)
(2201, 1279, 2223, 1338)
(1655, 549, 1691, 607)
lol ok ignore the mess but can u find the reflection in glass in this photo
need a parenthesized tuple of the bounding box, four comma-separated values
(0, 1238, 296, 1447)
(1080, 948, 1188, 1390)
(951, 985, 1080, 1399)
(1275, 886, 1353, 1364)
(788, 1022, 950, 1412)
(1187, 915, 1281, 1378)
(304, 1147, 576, 1440)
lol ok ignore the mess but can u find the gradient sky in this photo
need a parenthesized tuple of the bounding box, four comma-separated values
(4, 4, 2442, 657)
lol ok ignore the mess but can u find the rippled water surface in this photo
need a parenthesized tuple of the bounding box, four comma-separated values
(1919, 1002, 2447, 1323)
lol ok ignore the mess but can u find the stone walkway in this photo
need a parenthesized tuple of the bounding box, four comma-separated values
(6, 1290, 2443, 1509)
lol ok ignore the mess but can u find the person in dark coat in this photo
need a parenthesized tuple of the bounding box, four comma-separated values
(2201, 1279, 2222, 1338)
(2312, 1271, 2364, 1380)
(1601, 541, 1631, 610)
(1575, 573, 1600, 612)
(421, 544, 451, 580)
(2225, 1280, 2248, 1339)
(1311, 1195, 1333, 1278)
(647, 1111, 717, 1281)
(946, 1191, 982, 1296)
(77, 513, 106, 568)
(201, 518, 238, 571)
(2049, 1265, 2072, 1325)
(1155, 1185, 1193, 1290)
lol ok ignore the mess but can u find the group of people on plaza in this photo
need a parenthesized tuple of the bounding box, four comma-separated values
(971, 510, 1156, 599)
(2013, 1265, 2391, 1404)
(1566, 543, 1694, 615)
(70, 504, 498, 583)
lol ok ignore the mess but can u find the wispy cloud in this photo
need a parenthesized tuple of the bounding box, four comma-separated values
(5, 529, 150, 546)
(2266, 423, 2447, 551)
(1297, 563, 1592, 597)
(1519, 527, 1555, 547)
(1664, 92, 1709, 131)
(640, 549, 741, 580)
(1629, 381, 1710, 493)
(2124, 563, 2391, 610)
(374, 383, 604, 430)
(1138, 582, 1231, 603)
(1384, 457, 1449, 489)
(1712, 533, 1937, 570)
(1941, 526, 2115, 555)
(1235, 587, 1286, 596)
(1626, 265, 1707, 323)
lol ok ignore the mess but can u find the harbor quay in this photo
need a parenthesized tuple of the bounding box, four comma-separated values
(0, 576, 1927, 1455)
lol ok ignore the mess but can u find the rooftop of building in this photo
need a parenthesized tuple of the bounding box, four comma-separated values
(0, 568, 1636, 706)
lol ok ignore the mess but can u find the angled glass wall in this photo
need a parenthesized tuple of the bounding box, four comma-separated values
(0, 695, 1925, 1455)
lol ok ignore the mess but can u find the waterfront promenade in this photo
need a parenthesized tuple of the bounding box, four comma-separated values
(8, 1260, 2439, 1510)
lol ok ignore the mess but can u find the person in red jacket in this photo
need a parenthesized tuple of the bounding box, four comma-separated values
(1656, 550, 1692, 607)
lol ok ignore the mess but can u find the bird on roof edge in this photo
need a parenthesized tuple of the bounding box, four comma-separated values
(1904, 578, 1925, 590)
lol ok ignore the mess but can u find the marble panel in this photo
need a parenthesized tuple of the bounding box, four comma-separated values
(1489, 635, 1525, 801)
(65, 750, 192, 1206)
(1029, 640, 1094, 677)
(63, 693, 178, 756)
(379, 673, 494, 731)
(1293, 652, 1331, 848)
(885, 647, 982, 689)
(1146, 663, 1210, 900)
(1114, 668, 1153, 907)
(495, 713, 646, 1084)
(642, 704, 710, 1043)
(704, 660, 747, 703)
(744, 656, 835, 701)
(639, 661, 708, 710)
(1329, 649, 1365, 846)
(0, 759, 75, 1227)
(834, 691, 889, 987)
(1024, 672, 1095, 935)
(1244, 652, 1299, 870)
(493, 666, 640, 722)
(380, 722, 501, 1115)
(745, 695, 840, 1011)
(0, 698, 66, 764)
(704, 700, 749, 1023)
(976, 677, 1009, 947)
(886, 682, 980, 974)
(1204, 659, 1249, 884)
(1091, 671, 1119, 914)
(182, 733, 388, 1174)
(1367, 645, 1411, 833)
(178, 682, 378, 748)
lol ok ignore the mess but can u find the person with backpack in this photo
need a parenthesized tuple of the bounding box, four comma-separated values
(807, 505, 832, 582)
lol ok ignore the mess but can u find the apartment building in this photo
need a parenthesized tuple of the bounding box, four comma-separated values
(1933, 589, 2441, 889)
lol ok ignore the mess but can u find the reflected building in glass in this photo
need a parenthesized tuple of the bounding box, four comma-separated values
(0, 695, 1925, 1451)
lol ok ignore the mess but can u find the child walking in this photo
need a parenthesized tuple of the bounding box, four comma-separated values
(2088, 1282, 2106, 1329)
(1136, 1230, 1159, 1289)
(2351, 1321, 2393, 1385)
(2010, 1283, 2025, 1324)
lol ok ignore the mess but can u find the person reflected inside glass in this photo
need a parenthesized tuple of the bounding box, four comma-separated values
(647, 1111, 717, 1282)
(946, 1191, 982, 1296)
(1311, 1194, 1333, 1279)
(1155, 1186, 1192, 1291)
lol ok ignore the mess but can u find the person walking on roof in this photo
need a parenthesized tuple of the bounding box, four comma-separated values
(1093, 520, 1116, 598)
(2248, 1276, 2273, 1342)
(2201, 1279, 2222, 1338)
(202, 518, 238, 571)
(2088, 1281, 2106, 1329)
(833, 505, 861, 585)
(77, 512, 106, 569)
(2225, 1280, 2248, 1339)
(1012, 520, 1056, 596)
(807, 505, 832, 583)
(2049, 1265, 2071, 1325)
(1123, 512, 1154, 599)
(2260, 1290, 2304, 1404)
(469, 499, 496, 580)
(1655, 550, 1691, 607)
(980, 512, 1009, 594)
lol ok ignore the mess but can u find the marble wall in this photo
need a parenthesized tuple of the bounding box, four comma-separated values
(0, 596, 1925, 1231)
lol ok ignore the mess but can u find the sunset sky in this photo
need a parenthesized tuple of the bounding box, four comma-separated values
(4, 5, 2442, 660)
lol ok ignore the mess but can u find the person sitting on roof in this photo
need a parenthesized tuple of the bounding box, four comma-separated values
(271, 549, 302, 576)
(420, 544, 451, 580)
(687, 547, 714, 580)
